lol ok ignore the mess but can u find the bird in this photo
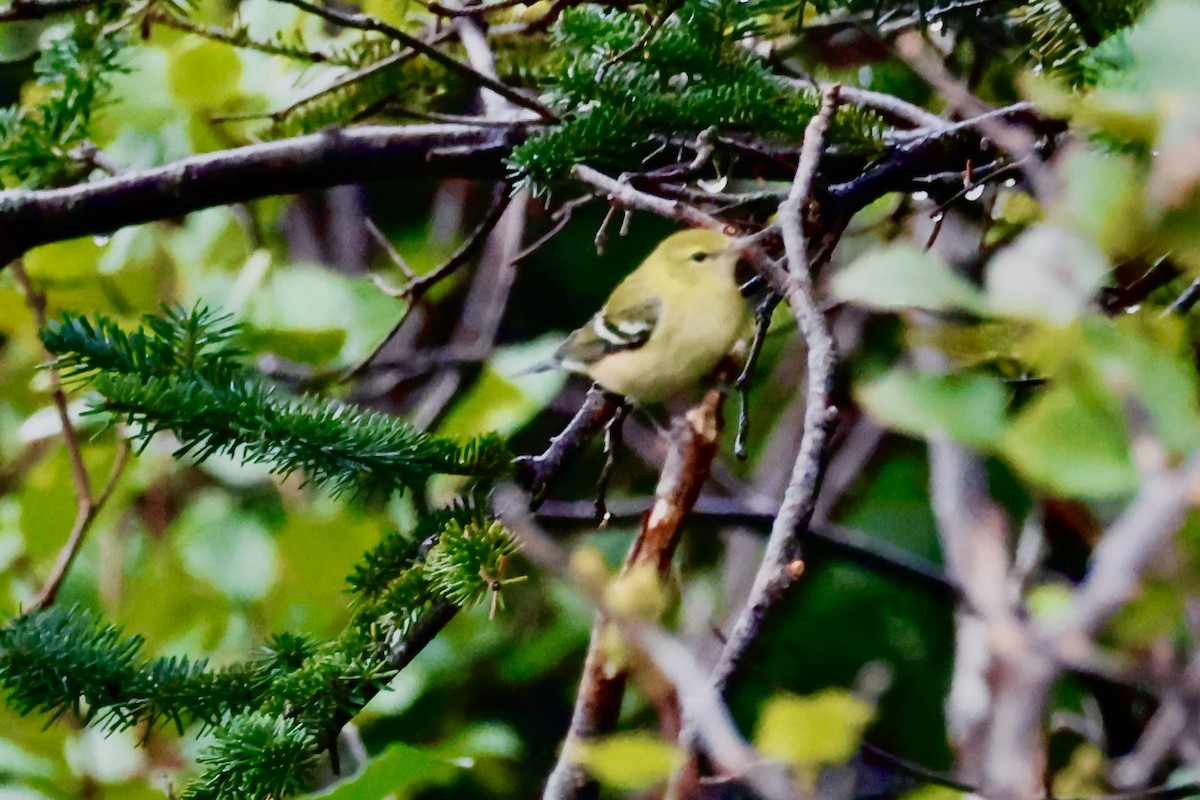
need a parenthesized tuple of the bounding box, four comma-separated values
(550, 228, 753, 404)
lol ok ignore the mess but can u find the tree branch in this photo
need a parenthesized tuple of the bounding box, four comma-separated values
(274, 0, 558, 122)
(708, 87, 843, 693)
(542, 382, 728, 800)
(513, 386, 627, 508)
(0, 124, 521, 265)
(0, 0, 91, 21)
(11, 260, 130, 612)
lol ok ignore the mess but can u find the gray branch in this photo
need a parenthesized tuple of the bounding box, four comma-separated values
(0, 123, 520, 265)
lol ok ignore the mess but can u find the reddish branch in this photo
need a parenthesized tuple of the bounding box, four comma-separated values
(542, 380, 728, 800)
(11, 261, 130, 611)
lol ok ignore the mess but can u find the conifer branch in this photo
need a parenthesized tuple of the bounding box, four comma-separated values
(41, 308, 512, 498)
(0, 607, 277, 733)
(273, 0, 558, 121)
(0, 498, 520, 800)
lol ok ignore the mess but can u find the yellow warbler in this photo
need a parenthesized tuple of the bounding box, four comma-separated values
(550, 229, 753, 403)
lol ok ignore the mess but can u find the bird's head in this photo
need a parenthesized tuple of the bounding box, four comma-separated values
(647, 228, 741, 282)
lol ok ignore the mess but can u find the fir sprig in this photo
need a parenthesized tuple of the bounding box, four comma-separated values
(41, 307, 511, 498)
(509, 0, 883, 193)
(0, 607, 275, 733)
(0, 503, 521, 800)
(1011, 0, 1144, 82)
(184, 715, 322, 800)
(0, 4, 130, 188)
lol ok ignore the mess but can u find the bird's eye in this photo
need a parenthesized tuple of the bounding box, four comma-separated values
(690, 251, 709, 262)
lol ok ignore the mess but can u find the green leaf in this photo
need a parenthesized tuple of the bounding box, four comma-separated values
(1108, 579, 1185, 648)
(1025, 583, 1075, 624)
(1105, 0, 1200, 100)
(1055, 147, 1145, 257)
(0, 736, 55, 779)
(754, 689, 875, 770)
(572, 732, 682, 791)
(831, 244, 982, 313)
(1080, 318, 1200, 454)
(176, 492, 279, 602)
(1001, 385, 1137, 499)
(900, 786, 966, 800)
(857, 369, 1008, 449)
(986, 225, 1110, 324)
(441, 338, 567, 438)
(241, 265, 360, 366)
(314, 742, 459, 799)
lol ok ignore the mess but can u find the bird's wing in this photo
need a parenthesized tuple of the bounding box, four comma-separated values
(553, 297, 661, 372)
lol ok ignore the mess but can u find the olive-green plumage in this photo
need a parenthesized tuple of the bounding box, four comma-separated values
(552, 229, 752, 403)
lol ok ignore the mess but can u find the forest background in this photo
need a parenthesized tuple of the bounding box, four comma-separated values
(0, 0, 1194, 797)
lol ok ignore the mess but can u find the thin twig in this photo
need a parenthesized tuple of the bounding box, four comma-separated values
(272, 0, 558, 122)
(513, 387, 626, 508)
(10, 261, 130, 612)
(1166, 275, 1200, 316)
(364, 217, 417, 279)
(145, 10, 336, 64)
(894, 33, 1051, 199)
(424, 0, 531, 16)
(212, 27, 461, 126)
(600, 0, 684, 70)
(708, 86, 843, 693)
(571, 165, 735, 235)
(343, 181, 512, 380)
(510, 196, 593, 264)
(409, 185, 528, 429)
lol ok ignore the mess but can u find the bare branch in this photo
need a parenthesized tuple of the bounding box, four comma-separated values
(542, 381, 728, 800)
(822, 83, 950, 130)
(570, 165, 735, 234)
(513, 387, 627, 508)
(273, 0, 558, 122)
(708, 87, 843, 692)
(11, 261, 130, 612)
(346, 182, 513, 380)
(0, 124, 519, 265)
(146, 10, 336, 63)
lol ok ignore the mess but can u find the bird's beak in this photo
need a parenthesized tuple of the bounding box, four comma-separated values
(726, 235, 766, 295)
(734, 259, 763, 295)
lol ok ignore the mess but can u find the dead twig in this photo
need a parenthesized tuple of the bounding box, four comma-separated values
(273, 0, 558, 122)
(707, 86, 843, 693)
(513, 387, 627, 508)
(10, 261, 131, 612)
(344, 181, 512, 380)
